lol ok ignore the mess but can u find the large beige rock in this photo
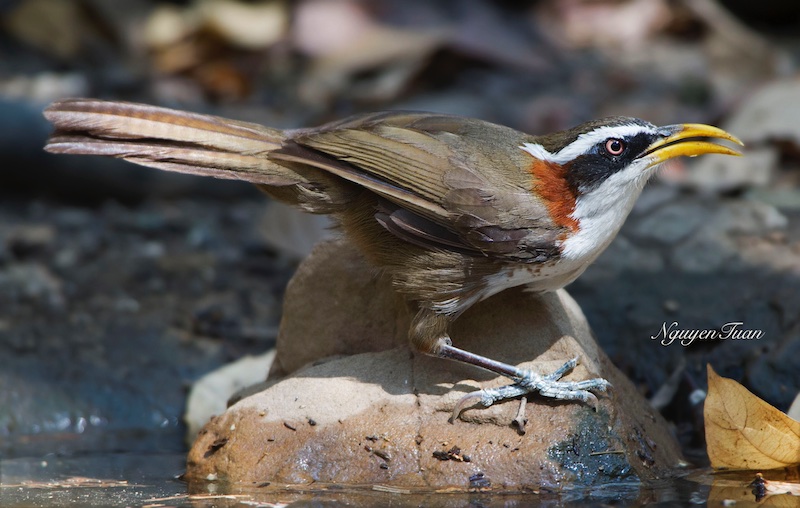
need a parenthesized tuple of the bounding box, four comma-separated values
(267, 238, 409, 379)
(187, 239, 682, 490)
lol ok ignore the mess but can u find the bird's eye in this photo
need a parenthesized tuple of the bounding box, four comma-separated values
(604, 138, 626, 156)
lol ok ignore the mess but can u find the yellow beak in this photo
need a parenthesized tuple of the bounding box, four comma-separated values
(643, 124, 744, 166)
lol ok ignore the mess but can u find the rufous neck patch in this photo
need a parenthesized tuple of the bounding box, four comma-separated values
(527, 158, 579, 232)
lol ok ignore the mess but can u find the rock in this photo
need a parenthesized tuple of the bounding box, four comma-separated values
(0, 263, 64, 309)
(257, 201, 334, 260)
(671, 198, 787, 273)
(267, 239, 409, 379)
(632, 185, 680, 214)
(725, 78, 800, 147)
(630, 202, 707, 244)
(684, 146, 776, 193)
(579, 235, 664, 284)
(185, 350, 276, 442)
(671, 229, 736, 274)
(709, 199, 787, 235)
(187, 240, 682, 490)
(5, 224, 56, 253)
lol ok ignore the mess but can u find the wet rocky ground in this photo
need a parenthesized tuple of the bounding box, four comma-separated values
(0, 190, 296, 457)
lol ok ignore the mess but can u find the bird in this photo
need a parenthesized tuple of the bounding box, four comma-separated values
(43, 99, 742, 421)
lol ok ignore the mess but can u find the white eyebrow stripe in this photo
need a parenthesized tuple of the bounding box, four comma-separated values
(520, 124, 657, 165)
(519, 142, 554, 162)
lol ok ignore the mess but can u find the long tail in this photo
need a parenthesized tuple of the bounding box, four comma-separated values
(44, 99, 301, 186)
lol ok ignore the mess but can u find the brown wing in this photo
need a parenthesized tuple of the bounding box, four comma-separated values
(273, 112, 564, 261)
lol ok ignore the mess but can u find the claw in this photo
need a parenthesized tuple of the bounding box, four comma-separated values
(585, 391, 599, 411)
(449, 392, 486, 423)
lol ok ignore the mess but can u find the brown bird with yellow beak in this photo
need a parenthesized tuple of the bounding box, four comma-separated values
(43, 99, 742, 420)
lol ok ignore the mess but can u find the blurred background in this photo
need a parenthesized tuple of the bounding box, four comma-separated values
(0, 0, 799, 466)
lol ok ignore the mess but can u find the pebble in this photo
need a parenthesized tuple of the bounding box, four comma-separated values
(6, 224, 56, 257)
(114, 296, 141, 313)
(663, 300, 680, 313)
(632, 185, 680, 214)
(580, 235, 664, 283)
(709, 200, 788, 234)
(685, 146, 776, 192)
(0, 263, 65, 308)
(671, 230, 736, 273)
(631, 202, 707, 244)
(54, 248, 79, 269)
(140, 241, 166, 259)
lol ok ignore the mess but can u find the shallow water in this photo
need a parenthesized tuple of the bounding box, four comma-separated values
(1, 448, 784, 507)
(1, 453, 186, 507)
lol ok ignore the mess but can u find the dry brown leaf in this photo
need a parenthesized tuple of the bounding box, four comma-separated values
(200, 0, 288, 50)
(705, 364, 800, 470)
(708, 470, 800, 505)
(536, 0, 672, 50)
(759, 477, 800, 499)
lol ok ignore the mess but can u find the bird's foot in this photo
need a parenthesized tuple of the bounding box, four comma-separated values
(449, 356, 611, 423)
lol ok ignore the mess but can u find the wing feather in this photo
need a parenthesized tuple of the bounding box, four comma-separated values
(285, 112, 565, 260)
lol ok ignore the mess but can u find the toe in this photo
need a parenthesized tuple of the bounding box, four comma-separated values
(450, 392, 486, 423)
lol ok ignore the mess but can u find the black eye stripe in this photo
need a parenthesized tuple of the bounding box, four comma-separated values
(565, 132, 660, 193)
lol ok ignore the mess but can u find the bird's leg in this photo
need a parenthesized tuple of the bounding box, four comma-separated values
(437, 343, 611, 422)
(409, 310, 609, 422)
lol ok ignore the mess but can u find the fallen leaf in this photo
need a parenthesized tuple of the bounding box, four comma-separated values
(705, 364, 800, 470)
(143, 4, 199, 50)
(292, 0, 449, 105)
(707, 470, 800, 505)
(754, 472, 800, 500)
(536, 0, 672, 50)
(200, 0, 288, 50)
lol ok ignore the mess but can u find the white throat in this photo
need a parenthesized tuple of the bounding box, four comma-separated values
(560, 161, 655, 261)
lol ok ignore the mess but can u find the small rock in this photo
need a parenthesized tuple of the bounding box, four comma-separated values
(258, 201, 334, 261)
(5, 224, 56, 258)
(0, 263, 64, 308)
(140, 241, 166, 259)
(632, 185, 680, 215)
(670, 198, 787, 273)
(114, 296, 140, 313)
(54, 248, 78, 269)
(631, 202, 707, 244)
(582, 235, 664, 283)
(684, 146, 776, 193)
(663, 300, 680, 313)
(672, 230, 736, 273)
(53, 207, 93, 228)
(747, 188, 800, 211)
(710, 199, 787, 235)
(725, 78, 800, 146)
(185, 350, 276, 442)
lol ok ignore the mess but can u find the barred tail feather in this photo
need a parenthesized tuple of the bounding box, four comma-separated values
(43, 99, 300, 186)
